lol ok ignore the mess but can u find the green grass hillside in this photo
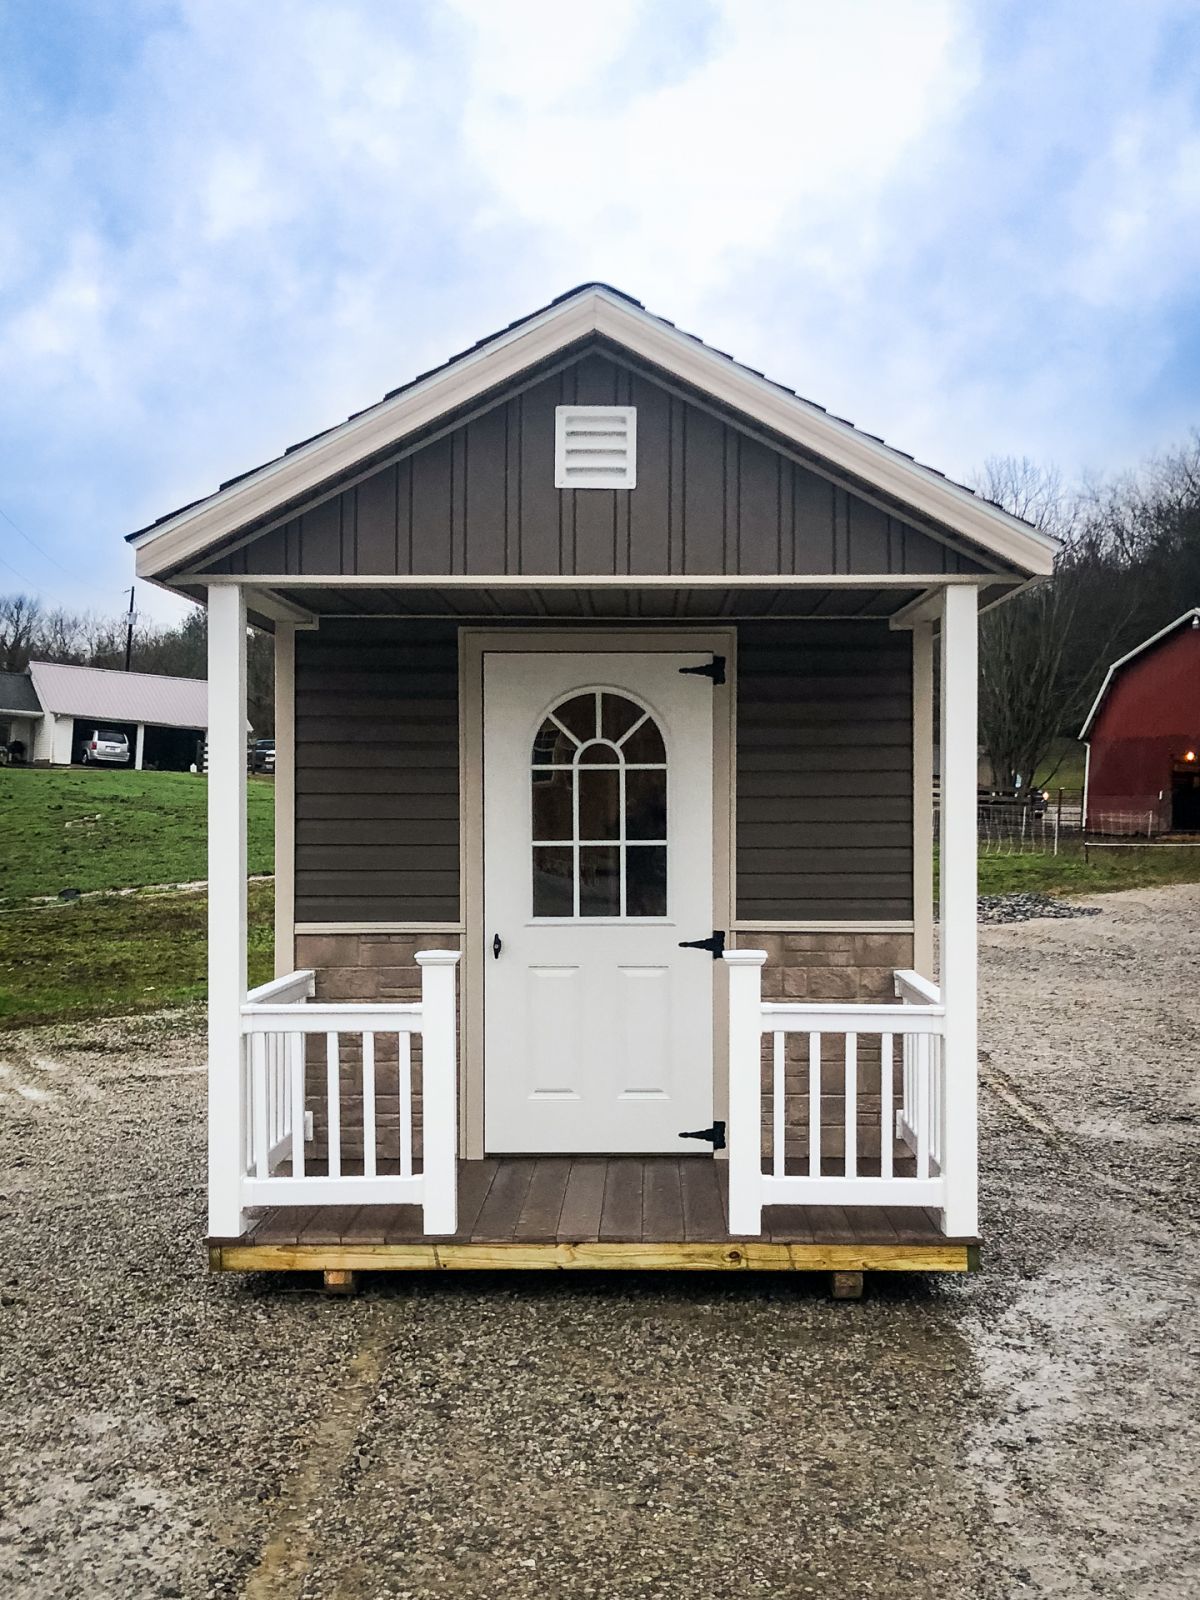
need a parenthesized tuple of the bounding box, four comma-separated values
(0, 768, 274, 903)
(0, 882, 275, 1028)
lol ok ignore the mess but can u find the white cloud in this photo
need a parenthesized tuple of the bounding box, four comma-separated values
(1, 0, 1199, 617)
(447, 0, 977, 300)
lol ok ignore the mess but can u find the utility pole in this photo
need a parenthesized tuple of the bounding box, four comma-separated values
(123, 585, 136, 671)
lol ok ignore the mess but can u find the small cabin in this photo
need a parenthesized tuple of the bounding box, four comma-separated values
(1081, 608, 1200, 835)
(130, 285, 1055, 1294)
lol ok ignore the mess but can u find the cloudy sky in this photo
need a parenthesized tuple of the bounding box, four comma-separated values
(2, 0, 1199, 618)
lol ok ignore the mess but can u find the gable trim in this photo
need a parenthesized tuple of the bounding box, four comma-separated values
(134, 287, 1057, 581)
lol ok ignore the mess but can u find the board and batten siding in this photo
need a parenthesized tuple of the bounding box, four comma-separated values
(294, 620, 460, 924)
(199, 346, 1000, 583)
(735, 622, 913, 922)
(294, 618, 912, 927)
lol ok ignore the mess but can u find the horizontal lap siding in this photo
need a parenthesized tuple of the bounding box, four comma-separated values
(736, 623, 913, 921)
(294, 620, 459, 923)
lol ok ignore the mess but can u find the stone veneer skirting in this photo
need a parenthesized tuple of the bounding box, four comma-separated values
(291, 928, 915, 1168)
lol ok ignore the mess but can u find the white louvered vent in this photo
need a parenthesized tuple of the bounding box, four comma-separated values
(554, 405, 637, 490)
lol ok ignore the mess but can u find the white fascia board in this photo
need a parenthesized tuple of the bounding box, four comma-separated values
(1078, 606, 1200, 739)
(134, 287, 1058, 581)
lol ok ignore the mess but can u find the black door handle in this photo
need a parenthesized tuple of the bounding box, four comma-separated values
(493, 933, 502, 959)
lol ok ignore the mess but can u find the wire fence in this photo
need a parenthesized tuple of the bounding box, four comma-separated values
(932, 789, 1167, 857)
(946, 790, 1166, 856)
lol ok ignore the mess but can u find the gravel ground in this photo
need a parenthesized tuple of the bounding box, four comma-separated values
(1, 883, 1197, 1598)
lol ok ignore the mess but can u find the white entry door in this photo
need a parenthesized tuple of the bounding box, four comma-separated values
(483, 652, 716, 1153)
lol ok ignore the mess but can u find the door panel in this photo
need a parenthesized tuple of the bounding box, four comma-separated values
(484, 652, 715, 1153)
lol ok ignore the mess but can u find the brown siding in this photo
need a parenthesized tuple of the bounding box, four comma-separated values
(201, 345, 1001, 582)
(294, 617, 913, 926)
(294, 620, 459, 923)
(735, 622, 913, 921)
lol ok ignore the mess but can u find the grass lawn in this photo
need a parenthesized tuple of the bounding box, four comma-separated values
(0, 768, 274, 903)
(978, 845, 1200, 898)
(0, 881, 275, 1029)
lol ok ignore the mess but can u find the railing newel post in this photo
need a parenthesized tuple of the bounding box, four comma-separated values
(415, 951, 461, 1236)
(724, 950, 767, 1236)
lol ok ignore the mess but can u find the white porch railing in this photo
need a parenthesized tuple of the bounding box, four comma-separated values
(235, 950, 460, 1235)
(725, 951, 949, 1235)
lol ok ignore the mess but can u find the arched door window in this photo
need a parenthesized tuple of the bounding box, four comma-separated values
(531, 689, 667, 918)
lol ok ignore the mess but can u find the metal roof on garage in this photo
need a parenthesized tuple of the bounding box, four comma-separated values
(27, 661, 208, 729)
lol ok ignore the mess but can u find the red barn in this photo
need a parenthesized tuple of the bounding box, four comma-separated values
(1081, 608, 1200, 834)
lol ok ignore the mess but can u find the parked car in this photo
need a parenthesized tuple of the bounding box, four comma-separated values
(251, 738, 275, 774)
(81, 729, 131, 765)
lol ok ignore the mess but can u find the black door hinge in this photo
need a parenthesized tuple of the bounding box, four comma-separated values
(679, 1120, 726, 1151)
(679, 654, 726, 685)
(678, 929, 726, 959)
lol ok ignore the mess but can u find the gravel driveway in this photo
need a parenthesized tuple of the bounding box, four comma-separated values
(2, 884, 1198, 1598)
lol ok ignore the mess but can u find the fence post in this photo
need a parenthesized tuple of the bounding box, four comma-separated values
(416, 951, 461, 1235)
(724, 950, 767, 1236)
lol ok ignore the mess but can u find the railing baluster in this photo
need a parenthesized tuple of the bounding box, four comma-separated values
(251, 1033, 268, 1178)
(362, 1032, 376, 1178)
(808, 1032, 821, 1178)
(326, 1032, 341, 1180)
(266, 1035, 276, 1153)
(844, 1034, 858, 1179)
(290, 1031, 305, 1178)
(772, 1031, 786, 1178)
(916, 1033, 930, 1180)
(398, 1031, 413, 1178)
(880, 1033, 894, 1180)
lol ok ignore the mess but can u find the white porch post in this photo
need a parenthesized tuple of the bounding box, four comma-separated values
(416, 950, 461, 1235)
(207, 585, 249, 1239)
(134, 723, 146, 771)
(273, 623, 296, 979)
(939, 584, 979, 1237)
(911, 621, 935, 980)
(724, 949, 767, 1236)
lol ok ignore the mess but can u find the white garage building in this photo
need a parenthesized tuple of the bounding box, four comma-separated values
(24, 660, 209, 770)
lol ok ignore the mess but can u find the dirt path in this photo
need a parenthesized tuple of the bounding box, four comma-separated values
(0, 886, 1197, 1597)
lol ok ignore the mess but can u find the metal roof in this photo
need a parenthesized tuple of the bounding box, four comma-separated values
(1079, 607, 1200, 740)
(0, 670, 42, 716)
(27, 661, 209, 729)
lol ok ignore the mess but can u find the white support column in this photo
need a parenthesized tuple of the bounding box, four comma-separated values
(134, 723, 146, 771)
(939, 584, 979, 1237)
(273, 623, 296, 979)
(724, 949, 767, 1237)
(416, 950, 461, 1235)
(207, 585, 249, 1239)
(911, 621, 935, 980)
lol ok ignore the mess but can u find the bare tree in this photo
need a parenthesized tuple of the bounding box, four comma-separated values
(972, 458, 1133, 790)
(0, 594, 44, 671)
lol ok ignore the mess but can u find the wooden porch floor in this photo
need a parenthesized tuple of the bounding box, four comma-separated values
(212, 1158, 978, 1276)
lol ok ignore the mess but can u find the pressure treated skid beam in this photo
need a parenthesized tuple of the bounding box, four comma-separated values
(210, 1240, 977, 1274)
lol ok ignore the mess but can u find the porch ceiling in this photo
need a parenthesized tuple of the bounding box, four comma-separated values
(201, 581, 940, 623)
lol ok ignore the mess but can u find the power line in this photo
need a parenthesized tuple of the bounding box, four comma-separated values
(0, 547, 43, 593)
(0, 501, 100, 580)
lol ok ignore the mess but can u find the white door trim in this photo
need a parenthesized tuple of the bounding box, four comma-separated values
(459, 626, 736, 1159)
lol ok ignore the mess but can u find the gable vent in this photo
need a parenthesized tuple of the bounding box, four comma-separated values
(554, 405, 637, 490)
